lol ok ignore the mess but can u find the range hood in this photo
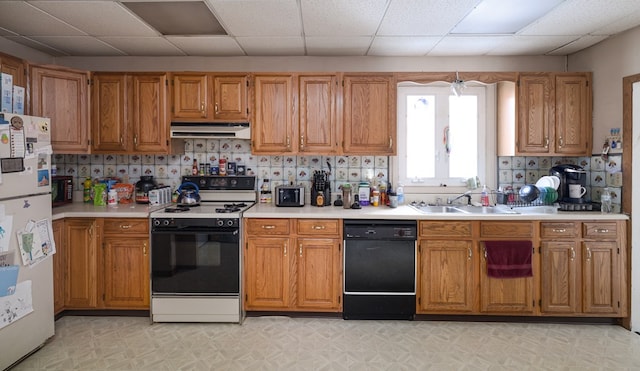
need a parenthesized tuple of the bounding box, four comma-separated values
(170, 122, 250, 140)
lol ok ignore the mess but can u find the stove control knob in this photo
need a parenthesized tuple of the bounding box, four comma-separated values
(153, 219, 161, 226)
(226, 219, 235, 227)
(217, 219, 225, 227)
(163, 219, 171, 226)
(199, 178, 207, 187)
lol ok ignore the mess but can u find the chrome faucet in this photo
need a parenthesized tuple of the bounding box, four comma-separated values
(447, 191, 472, 205)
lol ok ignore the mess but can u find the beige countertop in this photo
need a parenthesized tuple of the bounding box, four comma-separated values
(244, 203, 629, 221)
(52, 202, 169, 220)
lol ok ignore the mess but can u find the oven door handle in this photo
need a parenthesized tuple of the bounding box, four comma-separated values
(152, 227, 239, 235)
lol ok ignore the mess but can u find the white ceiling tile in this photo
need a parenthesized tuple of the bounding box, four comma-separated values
(378, 0, 480, 36)
(305, 36, 371, 56)
(0, 1, 85, 36)
(209, 0, 301, 36)
(368, 36, 440, 56)
(302, 0, 388, 36)
(98, 37, 186, 56)
(428, 36, 509, 56)
(546, 35, 609, 55)
(236, 37, 304, 56)
(519, 0, 640, 36)
(486, 35, 578, 56)
(29, 36, 127, 56)
(166, 36, 245, 56)
(30, 1, 158, 36)
(4, 36, 69, 57)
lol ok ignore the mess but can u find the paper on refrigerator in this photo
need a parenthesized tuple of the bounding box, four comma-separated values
(16, 219, 55, 267)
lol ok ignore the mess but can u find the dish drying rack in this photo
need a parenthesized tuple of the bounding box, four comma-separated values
(497, 190, 557, 207)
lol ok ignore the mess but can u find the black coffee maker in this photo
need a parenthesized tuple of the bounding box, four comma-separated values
(311, 170, 331, 206)
(550, 164, 587, 203)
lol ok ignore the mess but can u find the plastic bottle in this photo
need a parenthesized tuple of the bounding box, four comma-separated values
(192, 159, 198, 175)
(481, 185, 490, 206)
(396, 183, 404, 205)
(601, 187, 612, 213)
(259, 179, 271, 203)
(83, 177, 92, 203)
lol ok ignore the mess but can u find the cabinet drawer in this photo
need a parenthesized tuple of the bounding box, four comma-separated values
(583, 222, 618, 239)
(419, 221, 472, 238)
(103, 218, 149, 234)
(540, 222, 578, 239)
(297, 219, 340, 237)
(246, 218, 290, 235)
(480, 222, 533, 238)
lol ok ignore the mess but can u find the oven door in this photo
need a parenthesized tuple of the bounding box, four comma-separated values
(151, 227, 239, 295)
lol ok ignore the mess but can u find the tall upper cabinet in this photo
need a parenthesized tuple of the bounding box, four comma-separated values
(171, 73, 249, 122)
(508, 72, 592, 156)
(0, 52, 26, 88)
(30, 65, 90, 153)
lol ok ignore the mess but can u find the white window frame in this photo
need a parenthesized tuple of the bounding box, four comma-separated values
(391, 82, 497, 196)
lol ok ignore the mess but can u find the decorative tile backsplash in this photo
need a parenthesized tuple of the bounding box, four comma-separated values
(51, 138, 623, 212)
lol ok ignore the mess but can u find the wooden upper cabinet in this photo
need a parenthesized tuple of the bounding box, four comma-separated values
(298, 74, 338, 154)
(517, 73, 553, 154)
(0, 53, 26, 88)
(172, 73, 249, 121)
(30, 65, 90, 153)
(91, 73, 128, 152)
(251, 74, 295, 154)
(515, 72, 592, 156)
(342, 74, 396, 155)
(213, 75, 249, 121)
(130, 74, 169, 153)
(555, 73, 591, 155)
(172, 73, 208, 119)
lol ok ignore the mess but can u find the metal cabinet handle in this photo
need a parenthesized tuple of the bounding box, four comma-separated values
(120, 136, 124, 145)
(143, 242, 147, 256)
(284, 242, 287, 256)
(595, 228, 609, 233)
(483, 247, 487, 259)
(468, 247, 472, 260)
(570, 247, 575, 261)
(552, 228, 566, 233)
(389, 136, 393, 149)
(120, 224, 132, 229)
(312, 225, 326, 230)
(558, 137, 564, 148)
(299, 243, 303, 257)
(544, 137, 549, 149)
(133, 135, 138, 146)
(586, 247, 591, 261)
(200, 102, 205, 113)
(286, 136, 291, 149)
(261, 225, 276, 229)
(215, 103, 219, 113)
(300, 135, 304, 150)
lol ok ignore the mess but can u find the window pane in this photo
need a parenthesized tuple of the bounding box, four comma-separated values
(449, 95, 478, 178)
(406, 95, 435, 178)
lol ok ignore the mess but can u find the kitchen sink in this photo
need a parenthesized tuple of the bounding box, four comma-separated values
(411, 205, 519, 215)
(412, 205, 466, 213)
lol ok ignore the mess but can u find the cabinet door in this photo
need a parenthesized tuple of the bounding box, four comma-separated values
(52, 219, 65, 314)
(213, 75, 248, 120)
(252, 75, 295, 153)
(582, 241, 620, 314)
(517, 73, 553, 154)
(296, 238, 341, 311)
(131, 74, 169, 153)
(172, 73, 209, 119)
(540, 241, 580, 314)
(555, 73, 591, 155)
(342, 74, 396, 154)
(92, 74, 128, 152)
(0, 53, 25, 88)
(418, 240, 475, 313)
(103, 236, 149, 308)
(30, 66, 90, 153)
(298, 75, 338, 154)
(245, 237, 291, 309)
(65, 219, 98, 308)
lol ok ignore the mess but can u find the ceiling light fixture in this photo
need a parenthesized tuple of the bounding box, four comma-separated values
(451, 72, 466, 96)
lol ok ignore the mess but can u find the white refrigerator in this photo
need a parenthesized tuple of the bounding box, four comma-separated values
(0, 113, 55, 369)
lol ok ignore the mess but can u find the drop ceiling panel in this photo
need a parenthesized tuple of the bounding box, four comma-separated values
(30, 1, 158, 37)
(301, 0, 388, 36)
(306, 36, 371, 56)
(547, 35, 609, 55)
(165, 36, 245, 56)
(0, 1, 84, 36)
(378, 0, 480, 36)
(236, 37, 304, 56)
(428, 36, 509, 56)
(368, 36, 440, 56)
(487, 35, 578, 55)
(98, 37, 186, 56)
(29, 36, 127, 56)
(4, 36, 69, 57)
(209, 0, 301, 36)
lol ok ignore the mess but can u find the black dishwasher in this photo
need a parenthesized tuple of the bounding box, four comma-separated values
(343, 220, 417, 320)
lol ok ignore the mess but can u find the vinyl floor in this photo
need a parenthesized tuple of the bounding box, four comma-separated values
(11, 315, 640, 370)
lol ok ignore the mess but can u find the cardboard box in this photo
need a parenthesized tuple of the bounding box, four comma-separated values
(12, 86, 24, 114)
(1, 73, 12, 113)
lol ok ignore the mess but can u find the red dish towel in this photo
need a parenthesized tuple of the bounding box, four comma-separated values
(484, 241, 533, 278)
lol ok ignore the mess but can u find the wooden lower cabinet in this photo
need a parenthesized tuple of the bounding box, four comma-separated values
(58, 217, 150, 311)
(51, 219, 66, 314)
(244, 218, 341, 312)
